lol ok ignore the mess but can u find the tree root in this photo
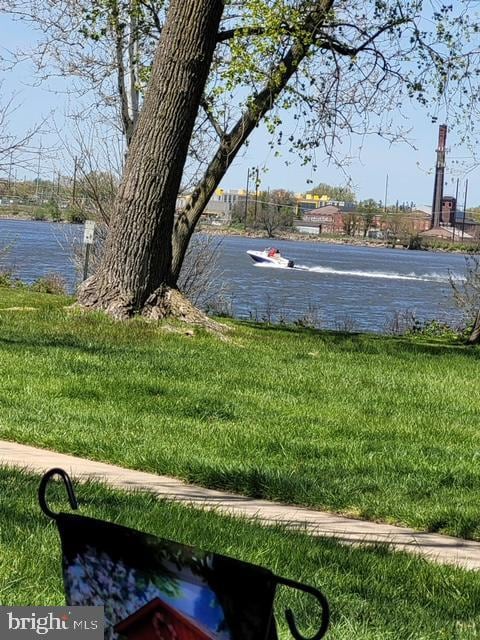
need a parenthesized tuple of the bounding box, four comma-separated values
(77, 278, 228, 333)
(142, 286, 228, 333)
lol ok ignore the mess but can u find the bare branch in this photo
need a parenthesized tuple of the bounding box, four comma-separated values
(200, 96, 225, 139)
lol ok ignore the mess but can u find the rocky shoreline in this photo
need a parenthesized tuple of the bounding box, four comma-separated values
(198, 224, 476, 253)
(1, 214, 477, 254)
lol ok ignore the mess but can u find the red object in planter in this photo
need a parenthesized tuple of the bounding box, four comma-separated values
(114, 597, 217, 640)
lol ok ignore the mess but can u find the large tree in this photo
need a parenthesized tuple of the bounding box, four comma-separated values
(308, 183, 356, 202)
(255, 189, 296, 236)
(2, 0, 471, 319)
(78, 0, 224, 320)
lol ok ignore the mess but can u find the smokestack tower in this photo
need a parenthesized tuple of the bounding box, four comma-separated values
(431, 124, 447, 228)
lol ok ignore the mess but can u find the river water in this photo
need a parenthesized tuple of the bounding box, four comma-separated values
(0, 219, 469, 333)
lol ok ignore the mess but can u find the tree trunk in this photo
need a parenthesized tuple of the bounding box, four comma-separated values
(467, 311, 480, 345)
(78, 0, 224, 319)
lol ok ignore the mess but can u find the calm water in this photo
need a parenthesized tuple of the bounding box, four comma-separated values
(0, 219, 469, 332)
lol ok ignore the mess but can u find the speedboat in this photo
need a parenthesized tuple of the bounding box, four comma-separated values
(247, 248, 295, 268)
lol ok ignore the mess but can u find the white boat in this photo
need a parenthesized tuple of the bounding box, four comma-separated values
(247, 248, 295, 268)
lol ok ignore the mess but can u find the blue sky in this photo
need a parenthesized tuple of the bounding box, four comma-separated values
(1, 13, 479, 208)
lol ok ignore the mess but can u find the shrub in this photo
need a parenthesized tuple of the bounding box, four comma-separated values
(294, 302, 323, 329)
(385, 309, 461, 338)
(32, 208, 47, 221)
(46, 201, 61, 221)
(406, 319, 460, 339)
(407, 234, 423, 250)
(66, 208, 87, 224)
(31, 273, 67, 295)
(205, 294, 234, 318)
(449, 256, 480, 343)
(0, 269, 23, 289)
(0, 269, 15, 288)
(384, 309, 421, 335)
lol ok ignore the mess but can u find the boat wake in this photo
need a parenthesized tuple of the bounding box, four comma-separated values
(254, 262, 309, 271)
(255, 262, 463, 282)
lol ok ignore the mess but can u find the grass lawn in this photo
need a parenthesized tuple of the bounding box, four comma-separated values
(0, 467, 479, 639)
(0, 287, 479, 539)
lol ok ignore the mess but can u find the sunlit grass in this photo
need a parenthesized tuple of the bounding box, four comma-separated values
(0, 468, 479, 639)
(1, 287, 479, 539)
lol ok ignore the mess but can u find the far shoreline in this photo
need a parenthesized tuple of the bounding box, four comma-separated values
(1, 213, 478, 255)
(199, 224, 478, 255)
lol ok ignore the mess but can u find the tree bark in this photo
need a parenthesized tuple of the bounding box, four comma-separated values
(467, 311, 480, 345)
(78, 0, 224, 319)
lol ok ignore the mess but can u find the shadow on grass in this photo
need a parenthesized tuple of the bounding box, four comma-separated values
(239, 320, 479, 358)
(2, 303, 477, 360)
(0, 333, 127, 356)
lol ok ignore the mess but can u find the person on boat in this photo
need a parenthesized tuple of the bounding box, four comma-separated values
(267, 247, 280, 258)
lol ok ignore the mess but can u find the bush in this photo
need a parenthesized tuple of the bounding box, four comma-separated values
(31, 273, 67, 295)
(384, 309, 420, 335)
(0, 269, 23, 289)
(32, 208, 47, 221)
(422, 239, 480, 253)
(407, 234, 423, 250)
(46, 201, 61, 221)
(406, 319, 460, 339)
(0, 269, 15, 288)
(385, 310, 461, 338)
(449, 256, 480, 343)
(66, 208, 87, 224)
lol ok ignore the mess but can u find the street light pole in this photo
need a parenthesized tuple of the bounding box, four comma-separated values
(72, 157, 78, 206)
(453, 178, 459, 243)
(462, 179, 468, 242)
(35, 142, 42, 200)
(253, 167, 259, 228)
(244, 168, 250, 230)
(384, 173, 389, 213)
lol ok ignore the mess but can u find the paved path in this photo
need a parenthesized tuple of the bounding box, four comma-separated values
(1, 440, 480, 571)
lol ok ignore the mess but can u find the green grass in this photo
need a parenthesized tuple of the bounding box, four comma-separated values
(0, 467, 479, 639)
(0, 287, 479, 539)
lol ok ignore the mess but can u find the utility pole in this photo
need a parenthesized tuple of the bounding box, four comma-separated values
(35, 142, 42, 200)
(244, 168, 250, 230)
(384, 173, 389, 213)
(7, 152, 13, 192)
(453, 178, 459, 243)
(253, 166, 259, 227)
(72, 156, 78, 206)
(462, 179, 468, 241)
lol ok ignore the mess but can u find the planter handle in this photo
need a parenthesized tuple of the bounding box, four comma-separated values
(276, 575, 330, 639)
(38, 468, 78, 519)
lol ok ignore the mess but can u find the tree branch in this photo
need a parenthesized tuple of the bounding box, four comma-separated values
(128, 2, 140, 130)
(139, 0, 163, 36)
(318, 17, 411, 57)
(111, 0, 135, 145)
(200, 96, 225, 139)
(216, 26, 265, 42)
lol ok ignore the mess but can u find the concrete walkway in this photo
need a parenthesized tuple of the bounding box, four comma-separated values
(1, 440, 480, 571)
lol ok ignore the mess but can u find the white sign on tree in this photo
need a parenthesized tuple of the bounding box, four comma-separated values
(83, 220, 96, 245)
(83, 220, 96, 280)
